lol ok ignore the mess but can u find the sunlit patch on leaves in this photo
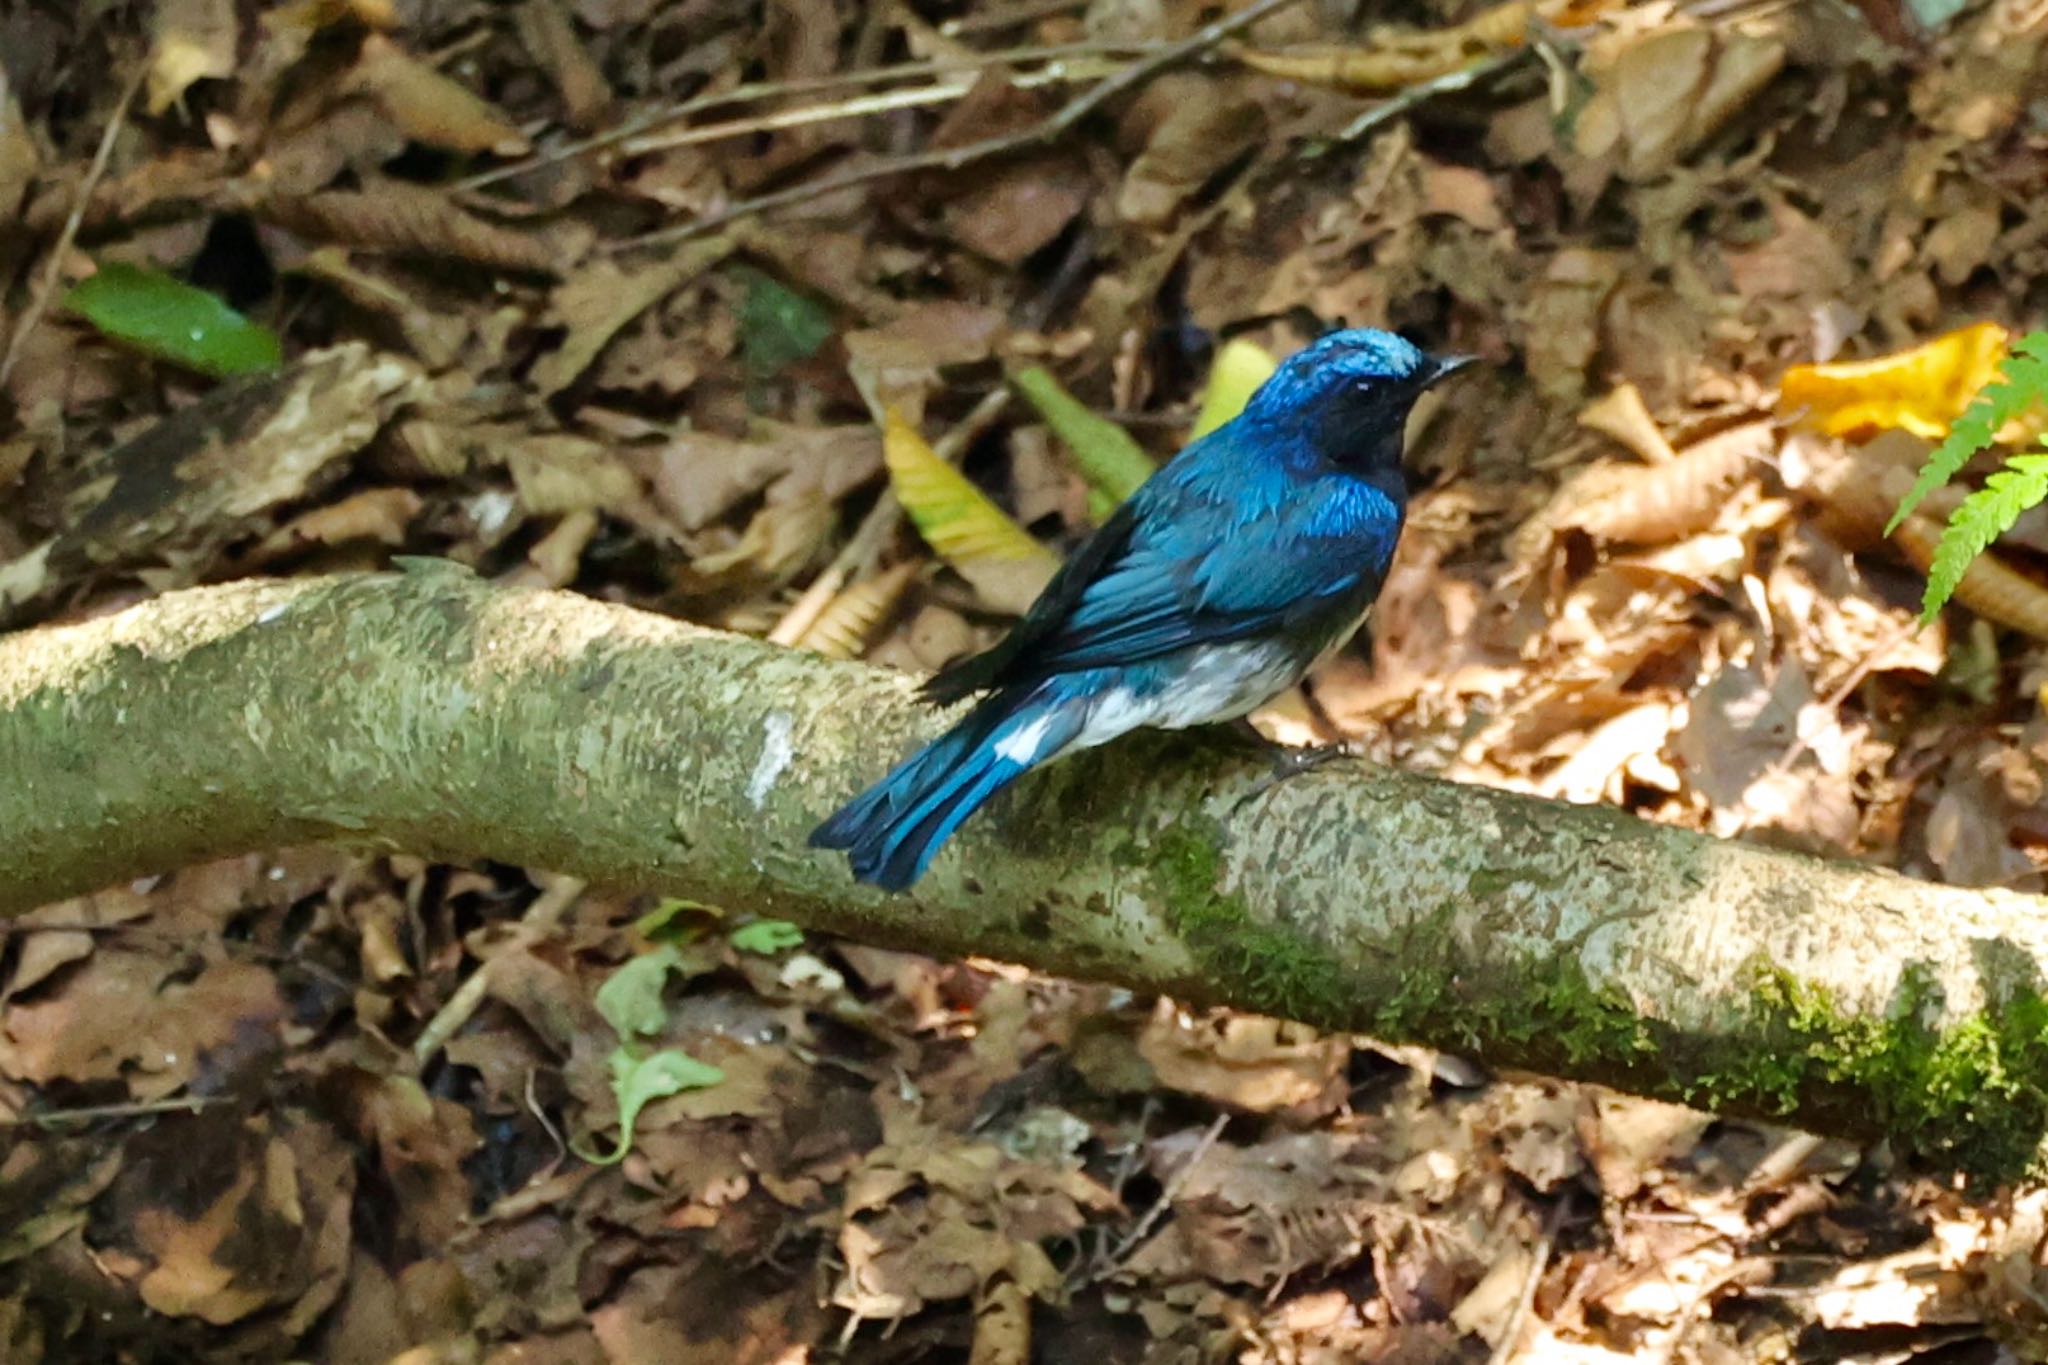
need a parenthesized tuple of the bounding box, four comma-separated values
(1780, 321, 2010, 442)
(883, 405, 1057, 615)
(1011, 365, 1155, 515)
(735, 266, 835, 378)
(729, 919, 804, 955)
(578, 945, 724, 1165)
(64, 262, 283, 377)
(1190, 336, 1278, 439)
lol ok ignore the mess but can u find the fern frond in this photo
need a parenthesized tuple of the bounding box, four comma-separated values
(1923, 451, 2048, 621)
(1890, 332, 2048, 533)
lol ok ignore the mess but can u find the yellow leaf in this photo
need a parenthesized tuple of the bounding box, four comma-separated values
(1190, 337, 1279, 440)
(884, 407, 1057, 615)
(1780, 322, 2010, 441)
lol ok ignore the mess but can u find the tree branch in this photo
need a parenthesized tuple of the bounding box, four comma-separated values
(7, 567, 2048, 1175)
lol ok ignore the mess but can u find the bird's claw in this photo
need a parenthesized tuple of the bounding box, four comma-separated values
(1232, 739, 1357, 810)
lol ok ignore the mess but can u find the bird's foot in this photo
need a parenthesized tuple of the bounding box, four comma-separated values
(1232, 738, 1357, 810)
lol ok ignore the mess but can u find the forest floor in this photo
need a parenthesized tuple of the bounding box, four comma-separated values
(4, 0, 2048, 1359)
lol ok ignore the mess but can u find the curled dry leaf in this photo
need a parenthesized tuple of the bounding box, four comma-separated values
(1520, 420, 1772, 553)
(258, 182, 560, 274)
(1230, 0, 1558, 93)
(344, 33, 530, 156)
(1890, 511, 2048, 642)
(797, 560, 920, 659)
(503, 431, 646, 517)
(1136, 1003, 1350, 1116)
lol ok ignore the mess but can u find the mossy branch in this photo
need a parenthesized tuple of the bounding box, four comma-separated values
(7, 566, 2048, 1175)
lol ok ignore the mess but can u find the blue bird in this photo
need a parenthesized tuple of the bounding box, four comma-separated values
(811, 328, 1472, 890)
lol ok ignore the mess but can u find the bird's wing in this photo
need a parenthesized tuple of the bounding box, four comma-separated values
(924, 470, 1399, 700)
(920, 493, 1147, 703)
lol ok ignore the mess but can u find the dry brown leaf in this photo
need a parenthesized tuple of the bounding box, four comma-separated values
(1230, 0, 1558, 93)
(797, 560, 919, 659)
(1579, 1094, 1711, 1201)
(294, 250, 465, 367)
(925, 77, 1090, 266)
(503, 432, 645, 516)
(0, 67, 36, 225)
(1577, 382, 1677, 465)
(258, 487, 424, 556)
(346, 33, 530, 156)
(1124, 1130, 1397, 1287)
(1136, 1004, 1348, 1116)
(1573, 27, 1785, 177)
(0, 951, 283, 1099)
(529, 236, 736, 397)
(1116, 77, 1265, 229)
(259, 182, 559, 274)
(515, 0, 613, 130)
(1524, 420, 1771, 552)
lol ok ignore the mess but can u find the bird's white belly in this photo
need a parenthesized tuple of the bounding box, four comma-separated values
(1072, 638, 1309, 750)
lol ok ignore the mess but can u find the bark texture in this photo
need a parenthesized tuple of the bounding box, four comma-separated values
(6, 565, 2048, 1175)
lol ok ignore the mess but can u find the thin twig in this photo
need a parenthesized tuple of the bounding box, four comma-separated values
(3, 1093, 220, 1129)
(411, 874, 587, 1069)
(0, 63, 144, 392)
(1092, 1110, 1231, 1280)
(1322, 47, 1532, 150)
(612, 0, 1307, 254)
(617, 54, 1123, 158)
(1488, 1193, 1567, 1365)
(456, 39, 1162, 192)
(767, 386, 1012, 647)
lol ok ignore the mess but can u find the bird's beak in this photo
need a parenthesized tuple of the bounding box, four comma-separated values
(1421, 354, 1477, 389)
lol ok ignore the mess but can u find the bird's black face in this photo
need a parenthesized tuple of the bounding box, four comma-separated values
(1317, 352, 1473, 480)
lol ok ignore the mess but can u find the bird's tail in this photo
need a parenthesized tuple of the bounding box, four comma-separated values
(810, 685, 1079, 891)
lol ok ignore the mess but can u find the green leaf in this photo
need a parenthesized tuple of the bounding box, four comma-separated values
(63, 261, 283, 377)
(578, 1046, 725, 1166)
(1011, 366, 1156, 509)
(1922, 451, 2048, 621)
(729, 919, 804, 954)
(632, 896, 719, 942)
(594, 945, 684, 1039)
(734, 266, 834, 378)
(1190, 337, 1278, 440)
(1890, 333, 2048, 534)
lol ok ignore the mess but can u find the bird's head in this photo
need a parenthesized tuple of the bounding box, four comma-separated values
(1239, 327, 1472, 477)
